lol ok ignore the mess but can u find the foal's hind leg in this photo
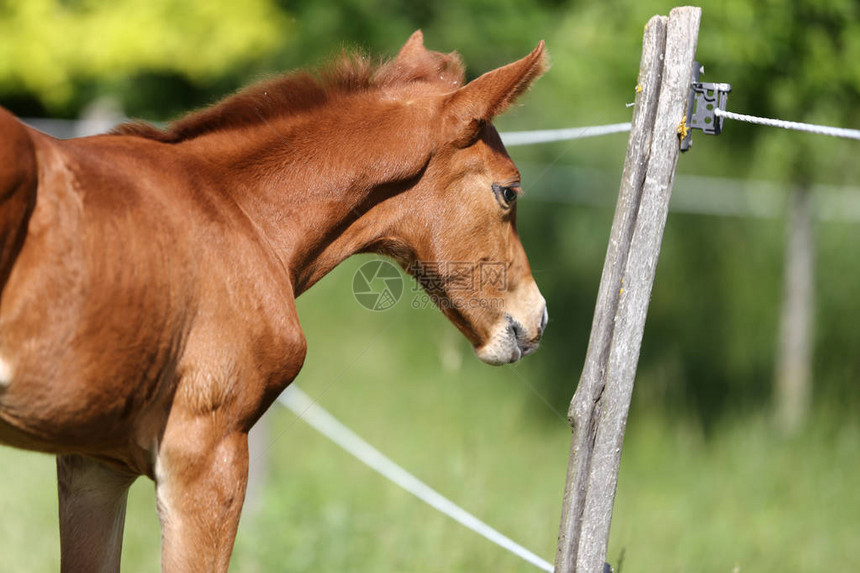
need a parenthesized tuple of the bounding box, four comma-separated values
(155, 419, 249, 573)
(57, 454, 136, 573)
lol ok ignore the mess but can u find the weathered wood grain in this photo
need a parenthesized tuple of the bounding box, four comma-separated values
(554, 7, 701, 573)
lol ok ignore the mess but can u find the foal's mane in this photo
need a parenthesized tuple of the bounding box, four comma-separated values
(113, 48, 466, 143)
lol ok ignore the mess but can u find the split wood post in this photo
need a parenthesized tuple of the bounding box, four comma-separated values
(554, 7, 701, 573)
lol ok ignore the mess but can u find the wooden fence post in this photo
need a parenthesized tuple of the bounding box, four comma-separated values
(774, 184, 815, 434)
(554, 7, 701, 573)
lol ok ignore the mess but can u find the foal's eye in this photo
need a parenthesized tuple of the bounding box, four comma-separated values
(492, 183, 520, 208)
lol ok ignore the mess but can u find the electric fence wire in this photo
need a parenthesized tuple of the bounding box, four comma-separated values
(278, 385, 555, 572)
(500, 122, 632, 146)
(715, 108, 860, 141)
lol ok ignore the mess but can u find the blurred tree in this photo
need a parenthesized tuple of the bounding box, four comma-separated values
(0, 0, 558, 118)
(0, 0, 288, 113)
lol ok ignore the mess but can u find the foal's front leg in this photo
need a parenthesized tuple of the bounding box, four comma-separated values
(57, 454, 136, 573)
(155, 414, 250, 573)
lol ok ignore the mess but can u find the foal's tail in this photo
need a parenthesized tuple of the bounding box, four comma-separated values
(0, 107, 38, 294)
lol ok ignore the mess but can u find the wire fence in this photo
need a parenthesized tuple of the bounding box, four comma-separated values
(500, 122, 632, 146)
(279, 385, 555, 572)
(715, 108, 860, 141)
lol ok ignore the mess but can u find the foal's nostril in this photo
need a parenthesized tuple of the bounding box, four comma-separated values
(505, 314, 527, 341)
(509, 319, 524, 340)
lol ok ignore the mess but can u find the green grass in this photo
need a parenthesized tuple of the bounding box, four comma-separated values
(1, 257, 858, 572)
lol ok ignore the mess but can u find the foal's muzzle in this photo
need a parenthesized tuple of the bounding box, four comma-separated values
(475, 298, 548, 365)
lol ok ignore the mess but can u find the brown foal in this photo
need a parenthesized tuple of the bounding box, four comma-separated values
(0, 31, 548, 571)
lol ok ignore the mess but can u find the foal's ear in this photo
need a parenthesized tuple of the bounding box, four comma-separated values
(395, 30, 427, 64)
(444, 42, 548, 145)
(391, 30, 465, 87)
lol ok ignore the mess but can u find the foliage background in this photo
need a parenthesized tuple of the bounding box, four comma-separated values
(0, 1, 858, 571)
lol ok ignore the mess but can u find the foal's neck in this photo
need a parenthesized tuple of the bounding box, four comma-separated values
(183, 102, 431, 296)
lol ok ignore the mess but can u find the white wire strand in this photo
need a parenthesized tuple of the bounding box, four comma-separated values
(715, 108, 860, 141)
(500, 122, 632, 146)
(278, 385, 555, 572)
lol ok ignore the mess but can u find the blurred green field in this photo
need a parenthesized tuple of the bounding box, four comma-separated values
(1, 253, 858, 573)
(2, 1, 859, 571)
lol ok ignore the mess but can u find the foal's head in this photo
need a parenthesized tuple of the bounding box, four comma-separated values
(115, 31, 549, 365)
(372, 33, 549, 365)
